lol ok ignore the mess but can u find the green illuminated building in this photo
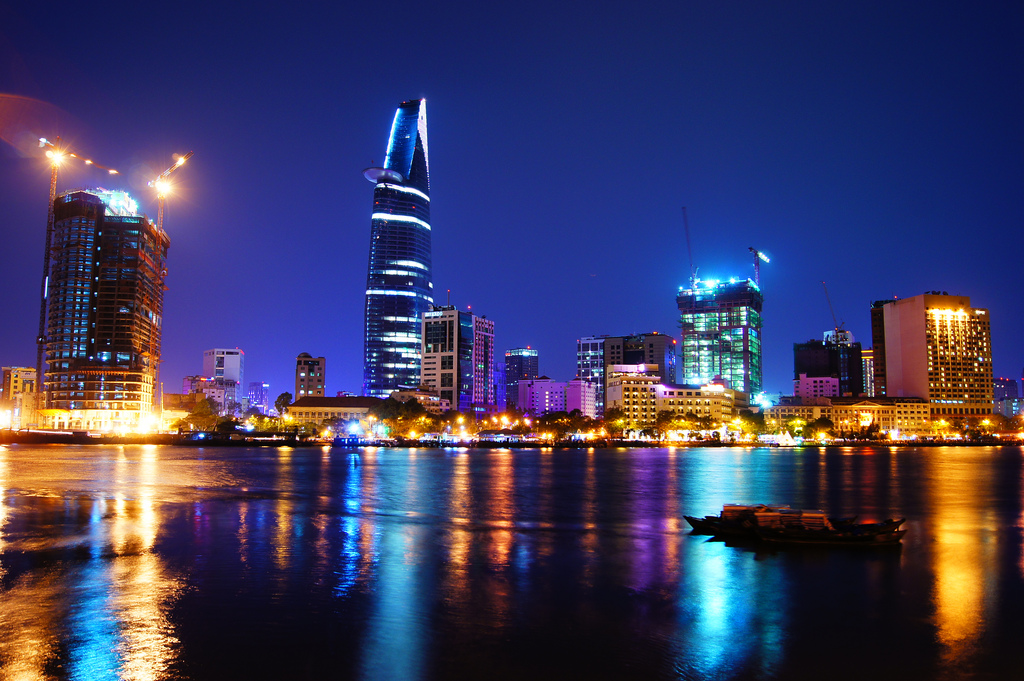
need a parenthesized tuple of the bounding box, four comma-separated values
(677, 278, 763, 395)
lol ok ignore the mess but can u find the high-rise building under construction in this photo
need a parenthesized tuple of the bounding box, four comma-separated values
(677, 278, 763, 395)
(42, 189, 169, 430)
(362, 99, 432, 398)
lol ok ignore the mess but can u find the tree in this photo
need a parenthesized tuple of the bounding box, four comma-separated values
(183, 397, 219, 432)
(602, 408, 626, 437)
(274, 392, 293, 416)
(225, 400, 243, 417)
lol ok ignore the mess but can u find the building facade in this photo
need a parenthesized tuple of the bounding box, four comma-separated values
(576, 336, 607, 415)
(793, 331, 863, 397)
(203, 348, 244, 386)
(420, 305, 495, 414)
(287, 396, 382, 426)
(362, 99, 433, 398)
(247, 381, 270, 414)
(565, 378, 598, 418)
(764, 396, 931, 438)
(604, 365, 744, 431)
(41, 189, 168, 431)
(504, 347, 539, 411)
(873, 292, 993, 417)
(678, 278, 763, 395)
(861, 348, 876, 397)
(1, 366, 36, 429)
(518, 377, 567, 417)
(575, 332, 676, 417)
(295, 353, 325, 398)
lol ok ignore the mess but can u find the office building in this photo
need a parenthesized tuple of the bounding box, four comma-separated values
(203, 348, 244, 385)
(362, 99, 433, 398)
(295, 354, 325, 398)
(792, 330, 863, 397)
(678, 278, 763, 395)
(565, 378, 598, 418)
(505, 347, 539, 411)
(861, 349, 876, 397)
(993, 377, 1018, 401)
(518, 377, 567, 417)
(420, 305, 495, 414)
(1, 366, 36, 429)
(42, 189, 168, 431)
(872, 292, 993, 417)
(576, 336, 607, 415)
(248, 381, 270, 414)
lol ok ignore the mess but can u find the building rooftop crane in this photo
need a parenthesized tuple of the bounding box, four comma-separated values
(748, 247, 769, 287)
(683, 207, 698, 287)
(148, 151, 194, 232)
(35, 137, 120, 398)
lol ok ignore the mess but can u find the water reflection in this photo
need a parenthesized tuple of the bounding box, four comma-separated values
(0, 445, 1020, 680)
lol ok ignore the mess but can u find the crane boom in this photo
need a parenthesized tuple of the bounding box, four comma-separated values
(149, 151, 194, 232)
(748, 247, 769, 287)
(683, 207, 697, 287)
(821, 281, 844, 334)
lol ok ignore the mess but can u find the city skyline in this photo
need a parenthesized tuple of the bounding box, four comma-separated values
(0, 3, 1020, 402)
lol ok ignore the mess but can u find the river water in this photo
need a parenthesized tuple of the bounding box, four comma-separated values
(0, 444, 1020, 680)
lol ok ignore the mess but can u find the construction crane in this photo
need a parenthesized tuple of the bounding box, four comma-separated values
(148, 151, 194, 232)
(821, 281, 846, 339)
(35, 137, 119, 396)
(683, 207, 699, 287)
(748, 247, 770, 287)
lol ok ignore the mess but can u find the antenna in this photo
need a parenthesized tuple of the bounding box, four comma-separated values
(683, 207, 697, 287)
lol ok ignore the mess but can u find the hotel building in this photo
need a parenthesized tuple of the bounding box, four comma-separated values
(871, 292, 993, 417)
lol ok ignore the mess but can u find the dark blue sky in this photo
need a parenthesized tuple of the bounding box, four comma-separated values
(1, 1, 1021, 400)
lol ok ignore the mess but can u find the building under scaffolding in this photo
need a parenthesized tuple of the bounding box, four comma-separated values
(41, 189, 169, 431)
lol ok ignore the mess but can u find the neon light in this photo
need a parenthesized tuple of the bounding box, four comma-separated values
(390, 260, 427, 270)
(380, 183, 429, 202)
(371, 213, 431, 230)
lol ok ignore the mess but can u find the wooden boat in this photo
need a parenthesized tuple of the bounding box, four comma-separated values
(687, 504, 907, 546)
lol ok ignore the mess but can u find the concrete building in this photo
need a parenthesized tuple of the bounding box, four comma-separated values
(993, 377, 1018, 401)
(248, 381, 270, 415)
(793, 330, 863, 397)
(295, 354, 325, 398)
(1, 366, 36, 429)
(565, 378, 598, 419)
(764, 396, 931, 438)
(204, 348, 244, 386)
(41, 189, 168, 431)
(518, 377, 566, 417)
(871, 292, 993, 417)
(420, 305, 495, 415)
(576, 332, 677, 417)
(389, 387, 451, 414)
(504, 347, 539, 411)
(794, 374, 840, 398)
(287, 396, 381, 426)
(182, 375, 238, 415)
(604, 364, 745, 431)
(678, 278, 763, 395)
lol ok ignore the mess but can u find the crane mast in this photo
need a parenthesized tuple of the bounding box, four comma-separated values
(748, 246, 770, 287)
(149, 151, 194, 232)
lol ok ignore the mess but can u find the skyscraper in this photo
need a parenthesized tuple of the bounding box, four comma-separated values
(362, 99, 432, 398)
(873, 292, 993, 417)
(420, 305, 495, 414)
(677, 278, 763, 395)
(793, 330, 863, 397)
(504, 347, 539, 411)
(42, 189, 168, 430)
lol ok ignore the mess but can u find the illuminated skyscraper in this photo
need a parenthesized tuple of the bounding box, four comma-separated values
(419, 305, 495, 414)
(677, 278, 763, 395)
(362, 99, 432, 398)
(873, 292, 993, 416)
(505, 347, 539, 411)
(42, 189, 169, 430)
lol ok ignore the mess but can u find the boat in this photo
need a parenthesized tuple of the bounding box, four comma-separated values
(686, 504, 907, 546)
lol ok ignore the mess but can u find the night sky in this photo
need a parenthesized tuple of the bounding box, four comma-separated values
(1, 1, 1021, 401)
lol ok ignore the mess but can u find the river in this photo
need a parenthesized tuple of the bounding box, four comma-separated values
(0, 444, 1020, 680)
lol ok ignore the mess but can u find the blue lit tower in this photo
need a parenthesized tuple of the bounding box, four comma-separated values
(362, 99, 433, 398)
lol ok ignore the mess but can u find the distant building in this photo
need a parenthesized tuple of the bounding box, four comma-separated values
(1, 366, 36, 429)
(518, 377, 566, 417)
(204, 348, 244, 387)
(794, 373, 840, 398)
(295, 354, 326, 398)
(182, 375, 238, 414)
(604, 364, 745, 431)
(764, 396, 931, 438)
(678, 278, 763, 395)
(493, 362, 506, 411)
(420, 305, 495, 415)
(41, 189, 168, 431)
(861, 349, 876, 397)
(575, 332, 677, 417)
(995, 397, 1023, 419)
(390, 387, 451, 414)
(505, 347, 539, 411)
(792, 331, 863, 397)
(248, 381, 270, 414)
(565, 378, 598, 419)
(871, 292, 993, 417)
(576, 336, 607, 415)
(994, 377, 1018, 401)
(287, 396, 382, 426)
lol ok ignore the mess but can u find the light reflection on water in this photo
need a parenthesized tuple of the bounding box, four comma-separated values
(0, 444, 1020, 680)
